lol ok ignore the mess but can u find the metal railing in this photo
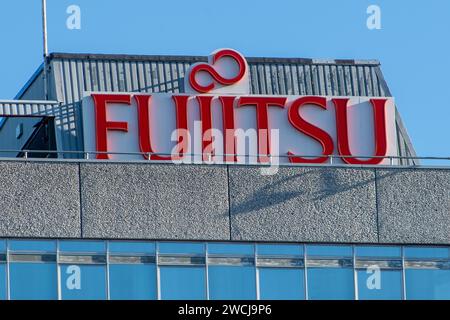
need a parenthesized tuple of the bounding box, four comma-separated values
(0, 149, 448, 167)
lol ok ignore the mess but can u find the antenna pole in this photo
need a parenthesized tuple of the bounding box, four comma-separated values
(42, 0, 49, 100)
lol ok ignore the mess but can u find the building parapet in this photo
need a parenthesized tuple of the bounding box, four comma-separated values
(0, 160, 448, 245)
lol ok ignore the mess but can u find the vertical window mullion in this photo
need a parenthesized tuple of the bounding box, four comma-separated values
(205, 242, 210, 300)
(156, 242, 161, 300)
(401, 246, 407, 300)
(303, 244, 308, 300)
(255, 244, 260, 300)
(57, 240, 61, 301)
(353, 245, 358, 300)
(106, 241, 110, 300)
(6, 240, 10, 301)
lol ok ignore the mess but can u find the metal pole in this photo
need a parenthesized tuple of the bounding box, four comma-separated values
(42, 0, 49, 100)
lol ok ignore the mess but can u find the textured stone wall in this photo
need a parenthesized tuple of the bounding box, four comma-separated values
(228, 167, 378, 243)
(79, 163, 230, 240)
(0, 161, 80, 237)
(0, 160, 449, 244)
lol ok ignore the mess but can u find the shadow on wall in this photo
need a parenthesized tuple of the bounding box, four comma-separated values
(40, 102, 80, 159)
(229, 168, 403, 216)
(129, 78, 183, 94)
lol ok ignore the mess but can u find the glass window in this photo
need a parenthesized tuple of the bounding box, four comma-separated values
(356, 246, 401, 258)
(406, 269, 450, 300)
(9, 240, 56, 252)
(110, 264, 156, 300)
(10, 263, 57, 300)
(0, 244, 5, 300)
(259, 268, 305, 300)
(209, 266, 256, 300)
(60, 265, 107, 300)
(160, 266, 206, 300)
(159, 242, 204, 255)
(257, 244, 303, 256)
(404, 247, 449, 259)
(307, 245, 352, 257)
(59, 241, 105, 253)
(357, 269, 402, 300)
(208, 243, 254, 255)
(0, 264, 6, 300)
(307, 268, 354, 300)
(0, 240, 6, 252)
(109, 241, 155, 254)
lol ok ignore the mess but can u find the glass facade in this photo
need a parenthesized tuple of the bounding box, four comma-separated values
(0, 239, 449, 300)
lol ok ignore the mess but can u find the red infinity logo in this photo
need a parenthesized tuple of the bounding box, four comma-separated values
(189, 49, 247, 93)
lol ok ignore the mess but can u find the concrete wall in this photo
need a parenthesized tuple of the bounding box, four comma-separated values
(0, 160, 449, 244)
(0, 162, 80, 237)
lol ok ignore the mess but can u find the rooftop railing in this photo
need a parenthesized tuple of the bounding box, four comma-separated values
(0, 149, 447, 167)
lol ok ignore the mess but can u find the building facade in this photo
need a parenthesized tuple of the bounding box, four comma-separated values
(0, 50, 449, 300)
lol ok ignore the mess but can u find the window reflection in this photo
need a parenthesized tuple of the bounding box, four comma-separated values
(356, 246, 401, 258)
(307, 245, 352, 257)
(406, 269, 450, 300)
(405, 247, 449, 259)
(159, 242, 204, 255)
(0, 264, 6, 300)
(0, 241, 6, 252)
(258, 244, 303, 256)
(109, 241, 155, 254)
(209, 266, 256, 300)
(208, 243, 254, 255)
(10, 263, 57, 300)
(9, 240, 56, 252)
(60, 264, 107, 300)
(59, 241, 105, 253)
(0, 240, 450, 300)
(110, 264, 156, 300)
(160, 266, 206, 300)
(259, 268, 305, 300)
(307, 268, 354, 300)
(357, 269, 402, 300)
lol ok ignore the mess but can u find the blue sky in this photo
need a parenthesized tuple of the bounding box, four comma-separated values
(0, 0, 449, 158)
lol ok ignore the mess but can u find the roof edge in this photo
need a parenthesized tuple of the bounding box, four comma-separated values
(14, 63, 44, 100)
(48, 52, 381, 66)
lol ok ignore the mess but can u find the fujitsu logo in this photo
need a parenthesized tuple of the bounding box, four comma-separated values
(83, 48, 398, 166)
(185, 49, 250, 95)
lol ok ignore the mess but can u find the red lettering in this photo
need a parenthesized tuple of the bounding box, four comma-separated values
(91, 93, 131, 159)
(237, 96, 287, 163)
(172, 95, 190, 160)
(219, 96, 237, 162)
(134, 95, 171, 161)
(333, 98, 389, 165)
(197, 96, 215, 162)
(287, 96, 334, 163)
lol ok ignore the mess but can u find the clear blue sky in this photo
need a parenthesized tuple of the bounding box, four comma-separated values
(0, 0, 449, 158)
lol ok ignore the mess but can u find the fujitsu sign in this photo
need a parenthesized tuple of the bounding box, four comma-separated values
(82, 49, 398, 165)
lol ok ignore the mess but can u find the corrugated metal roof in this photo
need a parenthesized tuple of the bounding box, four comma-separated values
(13, 52, 415, 162)
(48, 52, 381, 65)
(49, 52, 390, 99)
